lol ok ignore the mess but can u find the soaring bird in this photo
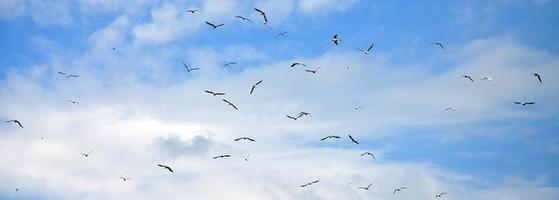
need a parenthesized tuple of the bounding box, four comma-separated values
(119, 177, 133, 181)
(445, 107, 456, 111)
(235, 16, 253, 22)
(300, 180, 320, 187)
(68, 99, 79, 104)
(205, 21, 224, 29)
(183, 61, 200, 72)
(187, 9, 197, 15)
(222, 62, 237, 68)
(290, 62, 306, 67)
(5, 120, 23, 128)
(432, 42, 444, 50)
(234, 137, 255, 142)
(213, 154, 231, 159)
(297, 112, 311, 118)
(204, 90, 226, 96)
(254, 8, 268, 24)
(435, 192, 447, 198)
(158, 164, 173, 173)
(393, 187, 407, 194)
(462, 75, 474, 82)
(320, 135, 340, 141)
(358, 43, 374, 55)
(276, 31, 288, 38)
(244, 154, 250, 162)
(222, 99, 238, 110)
(332, 34, 340, 46)
(532, 73, 542, 84)
(286, 115, 298, 120)
(250, 80, 263, 95)
(352, 100, 364, 110)
(357, 183, 373, 190)
(361, 152, 376, 159)
(305, 66, 322, 74)
(481, 77, 493, 81)
(348, 134, 359, 144)
(514, 101, 535, 106)
(81, 150, 94, 157)
(58, 71, 79, 78)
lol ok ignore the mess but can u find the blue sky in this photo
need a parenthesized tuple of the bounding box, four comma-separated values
(1, 0, 558, 199)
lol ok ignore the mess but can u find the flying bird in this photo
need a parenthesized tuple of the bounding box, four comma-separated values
(254, 8, 268, 24)
(348, 134, 359, 144)
(112, 47, 116, 51)
(244, 154, 250, 162)
(205, 21, 224, 29)
(58, 71, 79, 78)
(234, 137, 255, 142)
(68, 99, 79, 104)
(305, 66, 322, 74)
(235, 15, 253, 22)
(297, 112, 311, 118)
(182, 61, 200, 72)
(187, 9, 197, 15)
(432, 42, 445, 50)
(445, 107, 456, 111)
(360, 152, 376, 159)
(358, 43, 374, 55)
(357, 183, 373, 190)
(5, 120, 23, 128)
(332, 34, 340, 46)
(204, 90, 226, 96)
(320, 135, 340, 141)
(276, 31, 288, 38)
(286, 115, 298, 120)
(481, 77, 493, 81)
(222, 62, 237, 68)
(250, 80, 263, 95)
(290, 62, 306, 67)
(462, 75, 474, 82)
(435, 192, 447, 198)
(393, 187, 407, 194)
(213, 154, 231, 159)
(514, 101, 535, 106)
(222, 99, 238, 110)
(158, 164, 174, 173)
(300, 180, 320, 188)
(352, 100, 364, 110)
(119, 177, 133, 181)
(81, 150, 94, 157)
(532, 73, 542, 84)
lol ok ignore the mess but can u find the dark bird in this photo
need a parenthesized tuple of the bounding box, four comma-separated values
(158, 164, 173, 173)
(244, 154, 250, 162)
(234, 137, 255, 142)
(235, 15, 253, 22)
(286, 115, 298, 120)
(81, 150, 94, 157)
(213, 154, 231, 159)
(514, 101, 535, 106)
(183, 61, 200, 72)
(290, 62, 306, 67)
(300, 180, 320, 188)
(205, 21, 224, 29)
(348, 134, 359, 144)
(222, 99, 238, 110)
(222, 62, 237, 68)
(119, 177, 133, 181)
(358, 43, 374, 55)
(204, 90, 226, 96)
(445, 107, 456, 111)
(68, 99, 79, 104)
(15, 188, 18, 192)
(112, 47, 116, 50)
(357, 183, 373, 190)
(532, 73, 542, 84)
(332, 34, 340, 46)
(58, 71, 79, 78)
(254, 8, 268, 24)
(360, 152, 376, 159)
(435, 192, 447, 198)
(250, 80, 263, 95)
(276, 31, 288, 38)
(462, 75, 474, 82)
(5, 120, 23, 128)
(297, 112, 311, 118)
(393, 187, 407, 194)
(305, 66, 322, 74)
(320, 135, 340, 141)
(432, 42, 444, 50)
(187, 9, 198, 14)
(353, 100, 364, 110)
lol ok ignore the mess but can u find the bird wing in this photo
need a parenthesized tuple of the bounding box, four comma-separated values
(514, 102, 522, 104)
(524, 102, 536, 105)
(15, 121, 23, 128)
(286, 115, 297, 120)
(205, 21, 216, 28)
(255, 80, 263, 85)
(250, 85, 256, 94)
(215, 93, 226, 95)
(190, 67, 200, 70)
(69, 75, 79, 77)
(367, 43, 374, 51)
(536, 75, 542, 83)
(204, 90, 214, 95)
(58, 72, 67, 76)
(333, 34, 337, 39)
(234, 138, 241, 141)
(305, 69, 314, 73)
(290, 63, 298, 67)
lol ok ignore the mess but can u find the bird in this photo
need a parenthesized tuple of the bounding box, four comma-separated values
(250, 80, 263, 95)
(481, 77, 493, 81)
(112, 47, 116, 51)
(393, 187, 407, 194)
(222, 62, 237, 68)
(57, 71, 79, 78)
(320, 135, 340, 141)
(213, 154, 231, 159)
(462, 75, 474, 82)
(305, 66, 322, 74)
(432, 42, 445, 50)
(348, 134, 359, 144)
(81, 150, 94, 157)
(360, 152, 376, 159)
(244, 154, 250, 162)
(222, 99, 238, 110)
(300, 180, 320, 187)
(297, 112, 311, 118)
(276, 31, 288, 38)
(290, 62, 306, 67)
(205, 21, 224, 29)
(286, 115, 298, 120)
(514, 101, 535, 106)
(119, 177, 133, 181)
(332, 34, 340, 46)
(204, 90, 226, 96)
(68, 99, 79, 104)
(234, 137, 255, 142)
(187, 9, 197, 15)
(5, 120, 23, 128)
(357, 183, 373, 190)
(357, 43, 374, 55)
(235, 16, 253, 22)
(445, 107, 456, 111)
(532, 73, 542, 84)
(182, 61, 200, 72)
(352, 100, 364, 110)
(435, 192, 447, 198)
(254, 8, 268, 24)
(15, 188, 18, 192)
(158, 164, 174, 173)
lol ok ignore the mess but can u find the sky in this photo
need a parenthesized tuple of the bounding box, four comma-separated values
(0, 0, 558, 199)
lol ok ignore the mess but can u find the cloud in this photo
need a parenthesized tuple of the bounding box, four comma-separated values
(156, 134, 214, 157)
(297, 0, 358, 15)
(0, 0, 25, 19)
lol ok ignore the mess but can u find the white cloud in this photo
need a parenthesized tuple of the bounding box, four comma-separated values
(0, 0, 26, 19)
(297, 0, 358, 15)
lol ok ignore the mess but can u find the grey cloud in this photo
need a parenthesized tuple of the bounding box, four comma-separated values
(156, 134, 213, 157)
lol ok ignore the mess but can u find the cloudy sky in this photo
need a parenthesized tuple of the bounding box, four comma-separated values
(1, 0, 558, 199)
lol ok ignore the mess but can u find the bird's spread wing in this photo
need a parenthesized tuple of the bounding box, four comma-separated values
(367, 44, 374, 51)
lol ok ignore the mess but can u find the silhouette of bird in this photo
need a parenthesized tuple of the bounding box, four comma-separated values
(481, 77, 493, 81)
(81, 150, 94, 157)
(234, 137, 255, 142)
(5, 120, 23, 128)
(222, 62, 237, 68)
(348, 134, 359, 144)
(300, 180, 320, 187)
(68, 99, 79, 104)
(119, 177, 133, 181)
(332, 34, 340, 46)
(183, 61, 200, 72)
(358, 43, 374, 55)
(432, 42, 444, 50)
(361, 152, 376, 159)
(250, 80, 263, 95)
(514, 101, 535, 106)
(445, 107, 456, 111)
(290, 62, 306, 67)
(435, 192, 447, 198)
(205, 21, 224, 29)
(222, 99, 238, 110)
(462, 75, 474, 82)
(276, 31, 288, 38)
(357, 183, 373, 190)
(244, 154, 250, 162)
(205, 90, 226, 96)
(158, 164, 173, 173)
(58, 71, 79, 78)
(297, 112, 311, 118)
(320, 135, 340, 141)
(532, 73, 542, 84)
(187, 9, 197, 15)
(352, 100, 364, 110)
(213, 154, 231, 159)
(235, 16, 253, 22)
(393, 187, 407, 194)
(286, 115, 298, 120)
(305, 66, 321, 74)
(254, 8, 268, 24)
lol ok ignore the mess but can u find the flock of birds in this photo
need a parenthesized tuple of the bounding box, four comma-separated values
(5, 6, 547, 199)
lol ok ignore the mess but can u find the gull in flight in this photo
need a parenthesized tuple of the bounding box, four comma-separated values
(462, 75, 474, 82)
(290, 62, 307, 68)
(158, 164, 173, 173)
(250, 80, 263, 95)
(300, 180, 320, 188)
(432, 42, 444, 50)
(481, 77, 493, 81)
(532, 73, 542, 84)
(5, 120, 23, 128)
(332, 34, 341, 46)
(58, 71, 79, 78)
(235, 16, 253, 22)
(204, 90, 226, 96)
(205, 21, 224, 29)
(393, 187, 407, 194)
(119, 177, 133, 181)
(68, 99, 79, 104)
(435, 192, 447, 198)
(254, 8, 268, 24)
(445, 107, 456, 111)
(357, 183, 373, 190)
(357, 43, 374, 55)
(348, 134, 359, 144)
(213, 154, 231, 159)
(320, 135, 340, 141)
(276, 31, 288, 38)
(187, 9, 197, 15)
(183, 61, 200, 72)
(81, 150, 94, 157)
(514, 101, 535, 106)
(360, 152, 376, 159)
(222, 62, 237, 68)
(234, 137, 255, 142)
(222, 99, 238, 110)
(353, 100, 364, 110)
(297, 112, 311, 118)
(305, 66, 322, 74)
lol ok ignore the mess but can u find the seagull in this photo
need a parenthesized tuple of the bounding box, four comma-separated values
(305, 66, 322, 74)
(222, 99, 238, 110)
(68, 99, 79, 104)
(5, 120, 23, 128)
(432, 42, 444, 50)
(532, 73, 542, 84)
(435, 192, 447, 198)
(58, 71, 79, 78)
(81, 150, 94, 157)
(204, 90, 226, 96)
(276, 31, 288, 38)
(244, 154, 250, 162)
(357, 43, 374, 55)
(353, 100, 364, 110)
(254, 8, 268, 24)
(320, 135, 340, 141)
(222, 62, 237, 68)
(360, 152, 376, 159)
(290, 62, 306, 68)
(119, 177, 133, 181)
(286, 115, 298, 120)
(158, 164, 173, 173)
(235, 16, 253, 22)
(205, 21, 224, 29)
(514, 101, 535, 106)
(393, 187, 407, 194)
(445, 107, 456, 111)
(234, 137, 255, 142)
(250, 80, 263, 95)
(182, 61, 200, 72)
(332, 34, 341, 46)
(297, 112, 311, 118)
(357, 183, 373, 190)
(348, 134, 359, 144)
(187, 9, 198, 15)
(213, 154, 231, 159)
(481, 77, 493, 81)
(462, 75, 474, 82)
(300, 180, 320, 188)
